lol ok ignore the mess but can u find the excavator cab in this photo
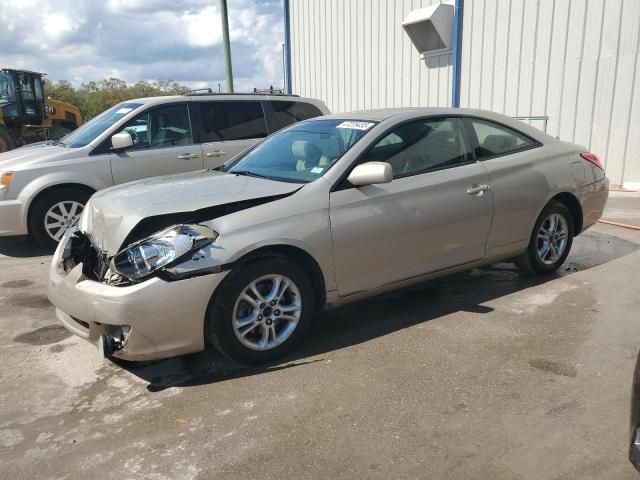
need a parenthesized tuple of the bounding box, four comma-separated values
(0, 69, 46, 129)
(0, 68, 81, 152)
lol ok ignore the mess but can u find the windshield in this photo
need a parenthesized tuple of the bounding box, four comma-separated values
(61, 102, 143, 148)
(224, 119, 377, 183)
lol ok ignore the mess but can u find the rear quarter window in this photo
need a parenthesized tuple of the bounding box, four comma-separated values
(269, 101, 324, 131)
(471, 119, 538, 159)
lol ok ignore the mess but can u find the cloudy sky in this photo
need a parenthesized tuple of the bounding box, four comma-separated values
(0, 0, 285, 91)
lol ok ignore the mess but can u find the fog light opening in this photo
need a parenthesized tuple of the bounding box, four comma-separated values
(98, 325, 131, 358)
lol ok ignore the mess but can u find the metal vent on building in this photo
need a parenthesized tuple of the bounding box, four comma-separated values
(402, 3, 454, 57)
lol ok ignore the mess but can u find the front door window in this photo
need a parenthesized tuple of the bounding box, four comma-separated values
(119, 104, 193, 150)
(361, 117, 474, 178)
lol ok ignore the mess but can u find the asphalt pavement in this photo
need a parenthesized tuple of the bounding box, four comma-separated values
(1, 192, 639, 480)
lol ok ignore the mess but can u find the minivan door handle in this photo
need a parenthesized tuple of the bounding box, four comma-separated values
(177, 153, 199, 160)
(206, 151, 226, 157)
(467, 184, 490, 195)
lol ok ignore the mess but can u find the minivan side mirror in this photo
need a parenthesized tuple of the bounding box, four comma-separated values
(347, 161, 393, 186)
(111, 132, 134, 150)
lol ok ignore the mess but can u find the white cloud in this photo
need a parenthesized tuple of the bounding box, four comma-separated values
(181, 6, 223, 48)
(41, 13, 80, 43)
(0, 0, 285, 91)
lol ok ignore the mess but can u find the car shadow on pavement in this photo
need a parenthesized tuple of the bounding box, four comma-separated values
(115, 229, 640, 392)
(0, 236, 51, 258)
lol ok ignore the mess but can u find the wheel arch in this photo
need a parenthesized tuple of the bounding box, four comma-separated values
(226, 244, 327, 310)
(27, 183, 96, 231)
(550, 192, 583, 235)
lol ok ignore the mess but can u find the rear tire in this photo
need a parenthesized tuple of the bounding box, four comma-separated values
(28, 188, 91, 250)
(205, 258, 314, 365)
(514, 200, 574, 275)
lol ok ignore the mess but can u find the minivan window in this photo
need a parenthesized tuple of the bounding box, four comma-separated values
(62, 102, 143, 148)
(117, 104, 193, 150)
(199, 101, 267, 142)
(270, 101, 324, 131)
(471, 119, 536, 159)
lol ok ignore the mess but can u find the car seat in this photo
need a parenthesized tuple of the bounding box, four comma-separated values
(482, 134, 517, 154)
(292, 140, 323, 171)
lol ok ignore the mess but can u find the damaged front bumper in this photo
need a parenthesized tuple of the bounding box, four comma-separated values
(47, 231, 229, 361)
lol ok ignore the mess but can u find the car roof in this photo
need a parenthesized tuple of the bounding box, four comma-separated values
(123, 94, 319, 105)
(319, 107, 519, 121)
(316, 107, 556, 142)
(319, 107, 436, 121)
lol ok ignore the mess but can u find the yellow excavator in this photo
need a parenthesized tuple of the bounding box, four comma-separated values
(0, 68, 83, 153)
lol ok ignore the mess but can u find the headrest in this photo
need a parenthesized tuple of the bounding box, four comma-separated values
(291, 140, 322, 161)
(482, 134, 516, 153)
(427, 129, 456, 142)
(322, 137, 345, 158)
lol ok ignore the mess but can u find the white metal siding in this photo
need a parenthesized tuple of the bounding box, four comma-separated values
(290, 0, 640, 184)
(290, 0, 453, 113)
(460, 0, 640, 186)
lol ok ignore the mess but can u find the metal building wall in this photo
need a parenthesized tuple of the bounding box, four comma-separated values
(289, 0, 453, 113)
(289, 0, 640, 185)
(460, 0, 640, 186)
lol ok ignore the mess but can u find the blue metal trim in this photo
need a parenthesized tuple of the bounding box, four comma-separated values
(284, 0, 293, 94)
(451, 0, 464, 108)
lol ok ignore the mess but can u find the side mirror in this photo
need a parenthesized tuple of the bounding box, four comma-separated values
(347, 161, 393, 186)
(111, 132, 134, 150)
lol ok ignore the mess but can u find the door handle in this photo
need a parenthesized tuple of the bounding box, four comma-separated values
(467, 184, 490, 195)
(177, 153, 199, 160)
(206, 151, 226, 157)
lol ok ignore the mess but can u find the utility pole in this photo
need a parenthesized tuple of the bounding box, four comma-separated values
(220, 0, 234, 93)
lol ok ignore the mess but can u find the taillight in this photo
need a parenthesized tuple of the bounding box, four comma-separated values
(580, 152, 604, 171)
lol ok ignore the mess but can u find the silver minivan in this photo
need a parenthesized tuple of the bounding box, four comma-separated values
(0, 94, 329, 248)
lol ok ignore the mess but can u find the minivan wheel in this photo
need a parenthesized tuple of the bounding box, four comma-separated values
(29, 188, 91, 250)
(514, 200, 574, 275)
(205, 258, 314, 365)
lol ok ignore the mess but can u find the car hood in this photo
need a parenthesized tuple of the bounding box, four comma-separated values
(0, 143, 78, 170)
(82, 169, 302, 254)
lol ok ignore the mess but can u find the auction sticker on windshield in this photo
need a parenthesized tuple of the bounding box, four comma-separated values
(336, 121, 376, 131)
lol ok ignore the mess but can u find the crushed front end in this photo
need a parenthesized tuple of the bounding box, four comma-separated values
(58, 229, 126, 285)
(48, 229, 229, 361)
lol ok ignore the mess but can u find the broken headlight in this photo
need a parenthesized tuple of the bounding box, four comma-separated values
(111, 224, 217, 281)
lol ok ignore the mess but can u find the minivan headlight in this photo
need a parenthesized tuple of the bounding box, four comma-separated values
(111, 224, 217, 281)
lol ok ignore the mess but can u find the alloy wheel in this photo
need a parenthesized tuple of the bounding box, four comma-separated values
(44, 201, 83, 241)
(232, 274, 302, 351)
(536, 213, 569, 265)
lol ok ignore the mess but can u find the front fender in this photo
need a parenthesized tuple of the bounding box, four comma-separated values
(8, 161, 113, 227)
(11, 155, 112, 201)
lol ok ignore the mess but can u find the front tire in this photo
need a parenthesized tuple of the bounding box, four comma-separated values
(28, 188, 91, 250)
(514, 200, 574, 275)
(205, 258, 314, 365)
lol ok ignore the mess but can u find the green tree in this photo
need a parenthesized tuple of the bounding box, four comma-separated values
(44, 77, 191, 121)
